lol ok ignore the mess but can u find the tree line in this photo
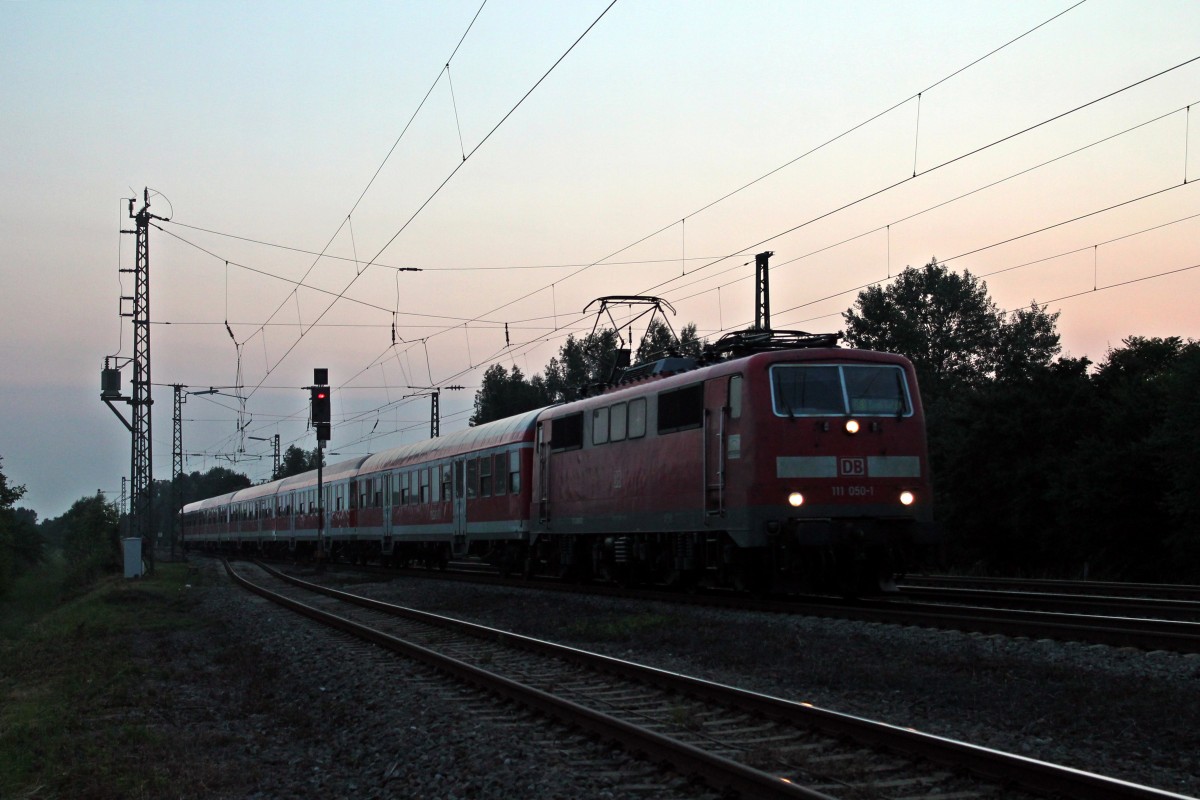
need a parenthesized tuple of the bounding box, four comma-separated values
(844, 260, 1199, 581)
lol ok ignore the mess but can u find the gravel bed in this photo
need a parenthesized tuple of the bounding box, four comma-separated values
(158, 562, 716, 799)
(162, 561, 1199, 797)
(341, 571, 1200, 797)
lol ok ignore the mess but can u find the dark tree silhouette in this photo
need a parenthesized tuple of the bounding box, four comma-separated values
(469, 365, 552, 427)
(842, 259, 1060, 399)
(274, 446, 325, 480)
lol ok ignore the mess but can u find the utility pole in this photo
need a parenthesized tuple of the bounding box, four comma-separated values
(407, 385, 464, 438)
(170, 384, 218, 560)
(248, 433, 281, 478)
(754, 251, 773, 332)
(103, 189, 169, 572)
(172, 385, 183, 561)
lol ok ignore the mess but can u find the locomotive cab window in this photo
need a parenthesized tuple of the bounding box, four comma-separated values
(771, 364, 911, 417)
(844, 365, 911, 415)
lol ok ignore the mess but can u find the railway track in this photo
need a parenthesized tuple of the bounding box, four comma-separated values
(224, 558, 1193, 800)
(273, 557, 1200, 653)
(900, 574, 1200, 602)
(894, 584, 1200, 621)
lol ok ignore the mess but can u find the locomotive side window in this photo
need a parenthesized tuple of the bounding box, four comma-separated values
(592, 407, 609, 445)
(628, 397, 647, 438)
(729, 375, 743, 419)
(610, 402, 627, 441)
(771, 364, 911, 417)
(551, 412, 584, 452)
(658, 383, 704, 434)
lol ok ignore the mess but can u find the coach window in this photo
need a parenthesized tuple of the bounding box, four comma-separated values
(494, 453, 507, 495)
(592, 407, 609, 445)
(658, 383, 704, 434)
(610, 402, 627, 441)
(467, 459, 478, 499)
(441, 464, 452, 502)
(416, 469, 428, 504)
(551, 412, 584, 452)
(509, 450, 521, 494)
(628, 397, 647, 439)
(479, 457, 492, 497)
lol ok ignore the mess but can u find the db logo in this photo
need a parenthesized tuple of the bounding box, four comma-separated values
(839, 457, 866, 477)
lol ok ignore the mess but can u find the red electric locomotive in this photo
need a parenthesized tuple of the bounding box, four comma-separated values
(182, 334, 935, 594)
(526, 337, 933, 593)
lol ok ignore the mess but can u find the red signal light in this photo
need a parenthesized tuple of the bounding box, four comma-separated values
(310, 386, 331, 424)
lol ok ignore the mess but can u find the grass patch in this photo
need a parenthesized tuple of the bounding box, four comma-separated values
(0, 562, 210, 799)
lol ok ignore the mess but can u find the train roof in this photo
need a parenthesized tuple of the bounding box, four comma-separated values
(183, 489, 240, 514)
(275, 454, 372, 493)
(359, 407, 543, 473)
(540, 346, 915, 419)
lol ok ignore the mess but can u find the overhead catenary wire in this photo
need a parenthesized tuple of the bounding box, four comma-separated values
(166, 3, 1198, 483)
(244, 0, 620, 401)
(661, 103, 1199, 309)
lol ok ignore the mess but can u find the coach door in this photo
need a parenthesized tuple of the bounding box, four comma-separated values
(382, 474, 394, 553)
(452, 459, 468, 555)
(537, 422, 549, 522)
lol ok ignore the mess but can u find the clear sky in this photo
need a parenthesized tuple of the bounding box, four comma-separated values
(2, 0, 1198, 520)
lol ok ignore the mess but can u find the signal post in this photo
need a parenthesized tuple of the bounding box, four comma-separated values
(310, 369, 331, 562)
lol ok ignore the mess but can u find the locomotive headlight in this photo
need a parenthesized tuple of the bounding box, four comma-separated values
(788, 492, 804, 507)
(844, 419, 860, 434)
(899, 490, 915, 506)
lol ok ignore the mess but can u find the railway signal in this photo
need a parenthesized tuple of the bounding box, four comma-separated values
(311, 369, 330, 441)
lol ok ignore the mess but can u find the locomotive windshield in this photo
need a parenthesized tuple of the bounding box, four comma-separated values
(771, 364, 911, 417)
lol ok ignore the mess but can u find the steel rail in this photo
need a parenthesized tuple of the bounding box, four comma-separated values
(897, 585, 1200, 620)
(848, 597, 1200, 653)
(252, 559, 1196, 800)
(223, 559, 832, 800)
(901, 574, 1200, 601)
(254, 557, 1200, 652)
